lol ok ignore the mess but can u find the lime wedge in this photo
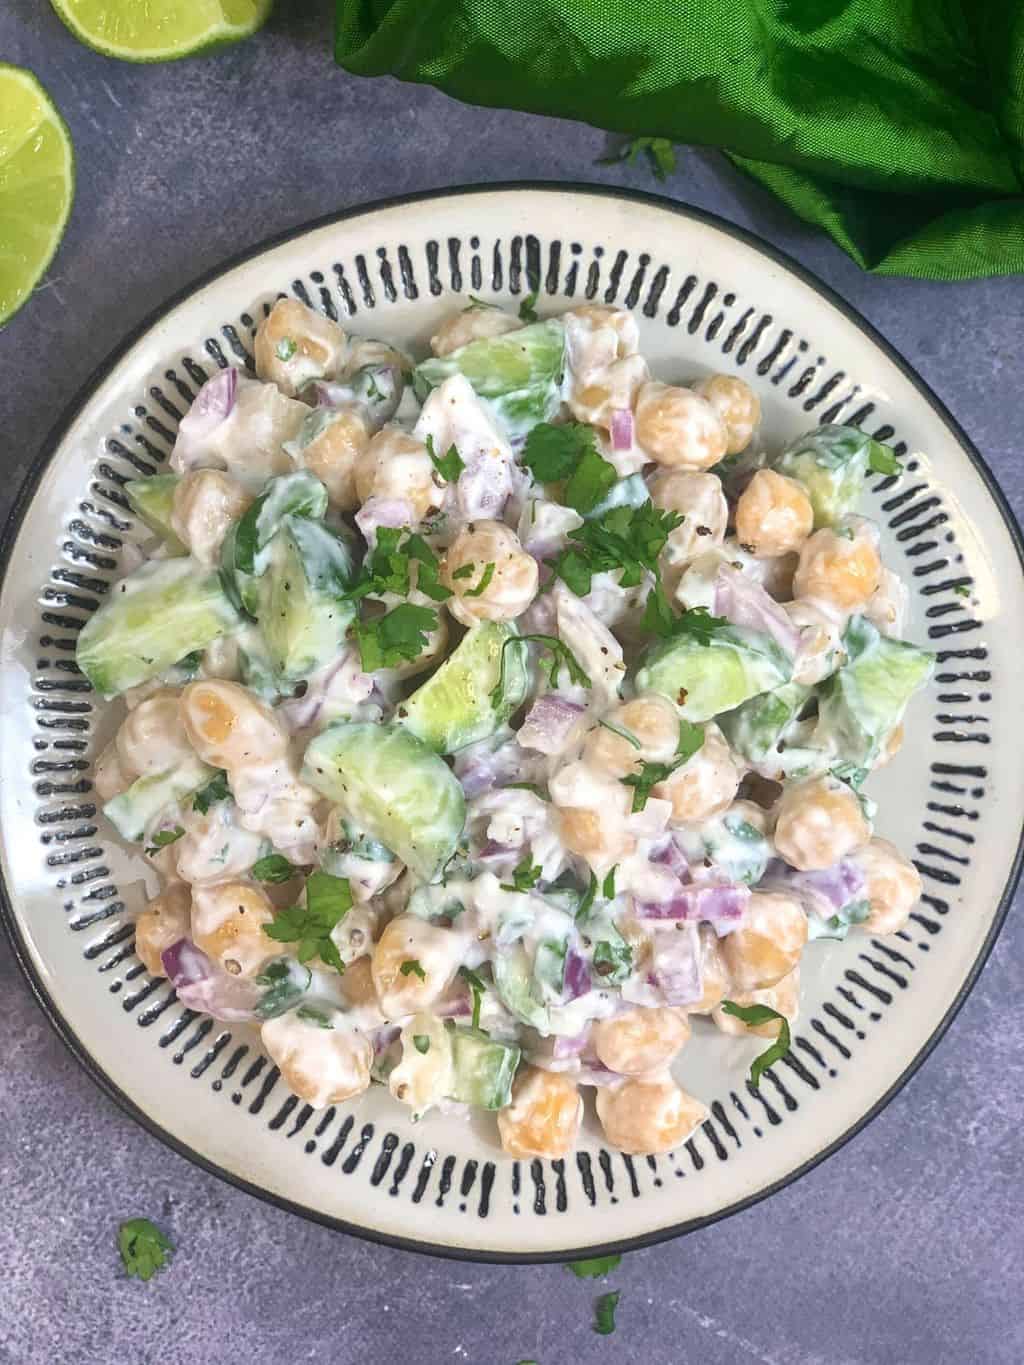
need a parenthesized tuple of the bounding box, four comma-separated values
(0, 65, 75, 328)
(49, 0, 273, 63)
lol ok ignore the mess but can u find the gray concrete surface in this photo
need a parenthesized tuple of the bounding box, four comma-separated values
(2, 3, 1022, 1363)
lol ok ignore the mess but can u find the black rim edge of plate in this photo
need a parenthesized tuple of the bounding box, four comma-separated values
(1, 180, 1022, 1266)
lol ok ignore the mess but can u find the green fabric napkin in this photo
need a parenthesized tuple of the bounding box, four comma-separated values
(334, 0, 1024, 280)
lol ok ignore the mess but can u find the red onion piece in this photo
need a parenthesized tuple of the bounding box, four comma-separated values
(173, 368, 238, 464)
(372, 1024, 402, 1055)
(649, 837, 692, 881)
(714, 564, 800, 657)
(650, 924, 703, 1005)
(635, 883, 749, 925)
(160, 937, 261, 1022)
(760, 858, 864, 918)
(552, 1032, 589, 1060)
(457, 452, 513, 521)
(563, 948, 592, 1002)
(516, 694, 585, 756)
(355, 496, 415, 546)
(610, 408, 634, 451)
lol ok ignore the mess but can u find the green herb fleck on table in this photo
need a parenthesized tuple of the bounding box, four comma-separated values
(263, 871, 352, 972)
(598, 134, 677, 180)
(867, 440, 903, 477)
(144, 826, 184, 856)
(500, 854, 543, 895)
(593, 1289, 621, 1335)
(720, 999, 791, 1086)
(426, 433, 466, 483)
(251, 853, 297, 884)
(400, 958, 426, 980)
(566, 1253, 622, 1278)
(953, 583, 971, 597)
(118, 1217, 173, 1282)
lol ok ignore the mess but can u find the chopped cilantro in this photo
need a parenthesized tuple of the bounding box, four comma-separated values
(400, 958, 426, 980)
(575, 872, 598, 922)
(500, 854, 543, 895)
(452, 562, 476, 580)
(489, 633, 589, 710)
(403, 532, 451, 602)
(602, 866, 618, 899)
(521, 421, 617, 514)
(458, 965, 488, 1030)
(192, 770, 230, 814)
(566, 1254, 622, 1278)
(867, 440, 903, 477)
(118, 1218, 173, 1282)
(547, 501, 682, 596)
(598, 719, 641, 749)
(720, 999, 792, 1086)
(594, 1289, 621, 1335)
(296, 1005, 334, 1029)
(598, 132, 677, 180)
(676, 718, 705, 763)
(275, 337, 297, 361)
(620, 722, 704, 811)
(953, 583, 971, 598)
(263, 872, 352, 973)
(347, 527, 450, 605)
(593, 936, 632, 983)
(144, 826, 184, 856)
(518, 288, 539, 323)
(464, 561, 496, 597)
(413, 1034, 431, 1055)
(355, 602, 439, 671)
(251, 853, 297, 884)
(642, 588, 728, 644)
(365, 372, 385, 402)
(426, 433, 466, 483)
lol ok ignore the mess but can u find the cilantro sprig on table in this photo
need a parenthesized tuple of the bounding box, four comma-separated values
(546, 501, 683, 597)
(720, 1000, 792, 1086)
(118, 1218, 173, 1282)
(263, 871, 352, 973)
(598, 134, 677, 181)
(521, 421, 618, 515)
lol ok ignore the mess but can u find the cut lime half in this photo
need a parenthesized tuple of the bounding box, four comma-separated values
(49, 0, 274, 63)
(0, 65, 75, 328)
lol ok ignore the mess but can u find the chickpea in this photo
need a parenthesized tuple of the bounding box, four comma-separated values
(170, 470, 252, 567)
(865, 566, 908, 639)
(582, 694, 680, 778)
(774, 775, 870, 872)
(181, 680, 289, 770)
(389, 1012, 454, 1113)
(337, 953, 381, 1010)
(115, 689, 192, 779)
(713, 967, 800, 1037)
(569, 354, 648, 429)
(260, 1013, 372, 1110)
(441, 521, 539, 627)
(592, 1007, 690, 1076)
(720, 891, 808, 992)
(687, 927, 730, 1014)
(371, 915, 462, 1019)
(300, 407, 371, 511)
(345, 337, 410, 375)
(783, 600, 843, 685)
(354, 428, 443, 523)
(650, 469, 729, 578)
(634, 381, 728, 471)
(653, 724, 742, 827)
(793, 522, 882, 612)
(254, 297, 347, 397)
(430, 305, 521, 357)
(134, 883, 191, 977)
(549, 766, 637, 870)
(853, 836, 922, 935)
(595, 1076, 708, 1155)
(93, 740, 130, 801)
(191, 881, 276, 978)
(694, 373, 761, 454)
(564, 304, 640, 360)
(735, 470, 814, 559)
(497, 1066, 583, 1159)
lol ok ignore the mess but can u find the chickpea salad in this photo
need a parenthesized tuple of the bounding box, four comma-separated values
(78, 296, 934, 1160)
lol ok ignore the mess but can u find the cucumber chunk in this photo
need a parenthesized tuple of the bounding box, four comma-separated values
(233, 469, 328, 575)
(634, 624, 792, 722)
(398, 621, 528, 754)
(493, 944, 549, 1030)
(718, 681, 811, 764)
(447, 1027, 520, 1109)
(413, 320, 565, 437)
(302, 722, 465, 882)
(77, 559, 240, 698)
(816, 615, 934, 764)
(774, 424, 875, 528)
(125, 475, 187, 555)
(259, 516, 356, 682)
(104, 754, 215, 842)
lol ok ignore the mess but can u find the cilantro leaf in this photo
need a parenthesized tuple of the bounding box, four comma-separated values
(452, 563, 476, 580)
(598, 133, 677, 180)
(275, 337, 297, 361)
(619, 721, 704, 811)
(263, 872, 352, 973)
(500, 854, 543, 895)
(118, 1218, 173, 1282)
(355, 602, 439, 671)
(458, 964, 487, 1030)
(464, 561, 496, 597)
(575, 872, 598, 922)
(598, 719, 641, 749)
(720, 999, 792, 1086)
(640, 579, 676, 638)
(676, 718, 705, 764)
(144, 826, 184, 856)
(251, 853, 297, 884)
(413, 1034, 431, 1054)
(594, 1289, 621, 1335)
(296, 1005, 334, 1028)
(521, 421, 617, 515)
(602, 866, 618, 900)
(593, 936, 632, 983)
(400, 958, 426, 980)
(518, 289, 539, 323)
(642, 587, 728, 644)
(192, 770, 230, 814)
(348, 525, 412, 601)
(548, 501, 682, 596)
(567, 1254, 622, 1279)
(403, 532, 452, 602)
(426, 433, 466, 483)
(488, 634, 589, 710)
(564, 444, 618, 514)
(867, 440, 903, 477)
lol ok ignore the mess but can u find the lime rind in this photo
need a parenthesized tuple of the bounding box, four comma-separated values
(48, 0, 274, 63)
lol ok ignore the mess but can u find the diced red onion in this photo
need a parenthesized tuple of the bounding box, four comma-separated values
(552, 1032, 589, 1060)
(517, 694, 585, 756)
(635, 883, 749, 926)
(478, 838, 519, 865)
(714, 564, 800, 657)
(626, 796, 673, 839)
(457, 452, 513, 521)
(649, 924, 703, 1005)
(160, 937, 261, 1022)
(435, 990, 472, 1019)
(173, 368, 238, 465)
(575, 1061, 626, 1088)
(372, 1024, 401, 1055)
(761, 858, 864, 918)
(355, 496, 415, 546)
(610, 408, 634, 451)
(649, 837, 691, 881)
(563, 948, 591, 1002)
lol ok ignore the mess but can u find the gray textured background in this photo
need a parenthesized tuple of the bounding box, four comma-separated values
(2, 4, 1023, 1363)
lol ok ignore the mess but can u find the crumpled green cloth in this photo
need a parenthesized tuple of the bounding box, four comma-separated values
(334, 0, 1024, 280)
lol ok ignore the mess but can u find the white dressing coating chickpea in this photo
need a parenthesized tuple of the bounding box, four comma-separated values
(595, 1075, 708, 1155)
(430, 304, 522, 357)
(299, 406, 371, 512)
(582, 694, 680, 779)
(783, 599, 844, 685)
(497, 1066, 583, 1159)
(592, 1007, 690, 1076)
(687, 926, 729, 1014)
(852, 836, 922, 935)
(735, 469, 814, 559)
(865, 566, 909, 639)
(260, 1012, 373, 1110)
(93, 740, 130, 801)
(354, 427, 444, 523)
(549, 760, 637, 872)
(563, 305, 643, 428)
(389, 1012, 454, 1114)
(794, 519, 882, 613)
(650, 469, 729, 581)
(720, 891, 807, 992)
(774, 775, 870, 872)
(712, 967, 800, 1037)
(181, 680, 289, 770)
(652, 724, 742, 827)
(254, 297, 347, 397)
(371, 915, 463, 1019)
(135, 883, 191, 977)
(570, 354, 649, 430)
(171, 377, 307, 486)
(441, 520, 538, 627)
(174, 803, 265, 886)
(694, 373, 761, 454)
(171, 469, 252, 568)
(634, 381, 728, 470)
(115, 689, 193, 779)
(191, 881, 276, 978)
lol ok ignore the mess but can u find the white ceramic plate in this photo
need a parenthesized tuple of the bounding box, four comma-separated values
(2, 186, 1021, 1261)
